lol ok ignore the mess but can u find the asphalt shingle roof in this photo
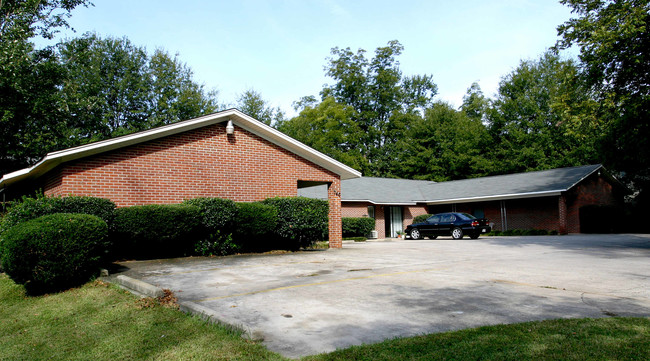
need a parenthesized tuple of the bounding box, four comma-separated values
(416, 164, 602, 203)
(299, 164, 606, 205)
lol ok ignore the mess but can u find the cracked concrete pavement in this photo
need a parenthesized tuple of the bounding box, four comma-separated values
(111, 234, 650, 358)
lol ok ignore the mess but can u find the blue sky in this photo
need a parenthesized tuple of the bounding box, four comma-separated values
(46, 0, 577, 116)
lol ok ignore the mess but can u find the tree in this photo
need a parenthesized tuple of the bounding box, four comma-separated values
(556, 0, 650, 198)
(235, 89, 284, 126)
(291, 40, 438, 175)
(397, 102, 492, 181)
(486, 51, 600, 174)
(277, 97, 365, 170)
(148, 49, 220, 128)
(58, 34, 152, 139)
(57, 34, 220, 140)
(0, 0, 90, 175)
(461, 82, 490, 123)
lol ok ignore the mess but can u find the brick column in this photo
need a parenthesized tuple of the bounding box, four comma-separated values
(328, 180, 342, 248)
(558, 194, 568, 235)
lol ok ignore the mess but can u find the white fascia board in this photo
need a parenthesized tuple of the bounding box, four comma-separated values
(232, 112, 361, 180)
(0, 109, 362, 189)
(565, 165, 601, 191)
(342, 199, 418, 205)
(423, 190, 564, 205)
(0, 111, 232, 188)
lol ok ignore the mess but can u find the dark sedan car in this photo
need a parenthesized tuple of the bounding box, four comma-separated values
(405, 212, 491, 240)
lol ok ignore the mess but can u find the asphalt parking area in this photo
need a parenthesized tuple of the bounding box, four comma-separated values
(114, 234, 650, 358)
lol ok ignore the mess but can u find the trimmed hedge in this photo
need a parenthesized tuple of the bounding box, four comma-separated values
(183, 197, 237, 233)
(262, 197, 329, 250)
(112, 204, 201, 259)
(342, 217, 375, 238)
(0, 213, 109, 295)
(413, 214, 434, 224)
(234, 202, 278, 251)
(0, 194, 115, 234)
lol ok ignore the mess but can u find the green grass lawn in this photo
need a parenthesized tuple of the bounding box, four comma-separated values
(1, 273, 648, 361)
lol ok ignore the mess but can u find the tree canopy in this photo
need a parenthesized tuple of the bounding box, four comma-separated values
(0, 2, 219, 176)
(556, 0, 650, 200)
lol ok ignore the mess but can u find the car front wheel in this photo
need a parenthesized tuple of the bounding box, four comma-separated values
(451, 227, 463, 240)
(410, 228, 421, 240)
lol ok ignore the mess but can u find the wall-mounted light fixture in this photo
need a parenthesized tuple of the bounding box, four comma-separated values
(226, 120, 234, 134)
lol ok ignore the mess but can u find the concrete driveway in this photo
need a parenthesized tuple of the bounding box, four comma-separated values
(112, 234, 650, 358)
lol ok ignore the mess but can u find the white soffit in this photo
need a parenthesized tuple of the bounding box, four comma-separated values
(0, 109, 361, 188)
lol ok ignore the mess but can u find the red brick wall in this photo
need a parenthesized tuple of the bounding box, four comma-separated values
(40, 122, 343, 246)
(429, 198, 559, 232)
(403, 205, 429, 228)
(425, 174, 623, 234)
(566, 173, 622, 233)
(342, 202, 371, 218)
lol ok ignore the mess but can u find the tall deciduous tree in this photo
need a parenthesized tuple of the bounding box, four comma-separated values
(236, 88, 284, 126)
(290, 40, 438, 175)
(556, 0, 650, 199)
(0, 0, 90, 175)
(397, 102, 492, 181)
(277, 97, 364, 170)
(58, 33, 220, 140)
(486, 51, 600, 174)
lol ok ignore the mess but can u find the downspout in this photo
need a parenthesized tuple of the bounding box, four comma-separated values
(500, 200, 508, 231)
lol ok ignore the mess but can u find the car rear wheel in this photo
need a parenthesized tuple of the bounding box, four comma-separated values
(451, 227, 463, 239)
(410, 228, 421, 240)
(469, 233, 480, 239)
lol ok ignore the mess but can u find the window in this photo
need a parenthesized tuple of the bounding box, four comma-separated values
(441, 214, 455, 222)
(367, 205, 375, 219)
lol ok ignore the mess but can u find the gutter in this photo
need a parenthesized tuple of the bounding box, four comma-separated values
(422, 190, 564, 205)
(342, 199, 418, 206)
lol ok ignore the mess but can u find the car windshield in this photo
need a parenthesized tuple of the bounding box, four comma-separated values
(457, 213, 476, 220)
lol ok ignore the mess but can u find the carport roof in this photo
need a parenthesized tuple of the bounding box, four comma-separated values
(417, 164, 605, 204)
(299, 164, 615, 205)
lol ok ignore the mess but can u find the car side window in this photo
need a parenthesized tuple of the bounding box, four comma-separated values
(441, 214, 455, 222)
(427, 215, 440, 223)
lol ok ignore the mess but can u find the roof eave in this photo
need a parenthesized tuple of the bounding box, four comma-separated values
(0, 109, 361, 189)
(342, 199, 418, 205)
(424, 190, 564, 205)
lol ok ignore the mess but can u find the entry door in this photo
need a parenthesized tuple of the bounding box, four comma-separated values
(388, 206, 403, 238)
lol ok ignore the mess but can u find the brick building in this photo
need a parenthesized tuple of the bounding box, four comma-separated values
(0, 109, 361, 248)
(300, 165, 627, 237)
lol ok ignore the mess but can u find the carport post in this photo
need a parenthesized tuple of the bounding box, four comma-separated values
(558, 194, 568, 235)
(327, 181, 342, 248)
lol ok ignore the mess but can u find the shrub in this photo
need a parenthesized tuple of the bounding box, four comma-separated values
(234, 202, 278, 251)
(183, 197, 237, 233)
(183, 198, 240, 256)
(194, 232, 240, 256)
(112, 204, 201, 259)
(413, 214, 434, 224)
(0, 194, 115, 234)
(0, 213, 109, 295)
(262, 197, 329, 250)
(342, 217, 375, 238)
